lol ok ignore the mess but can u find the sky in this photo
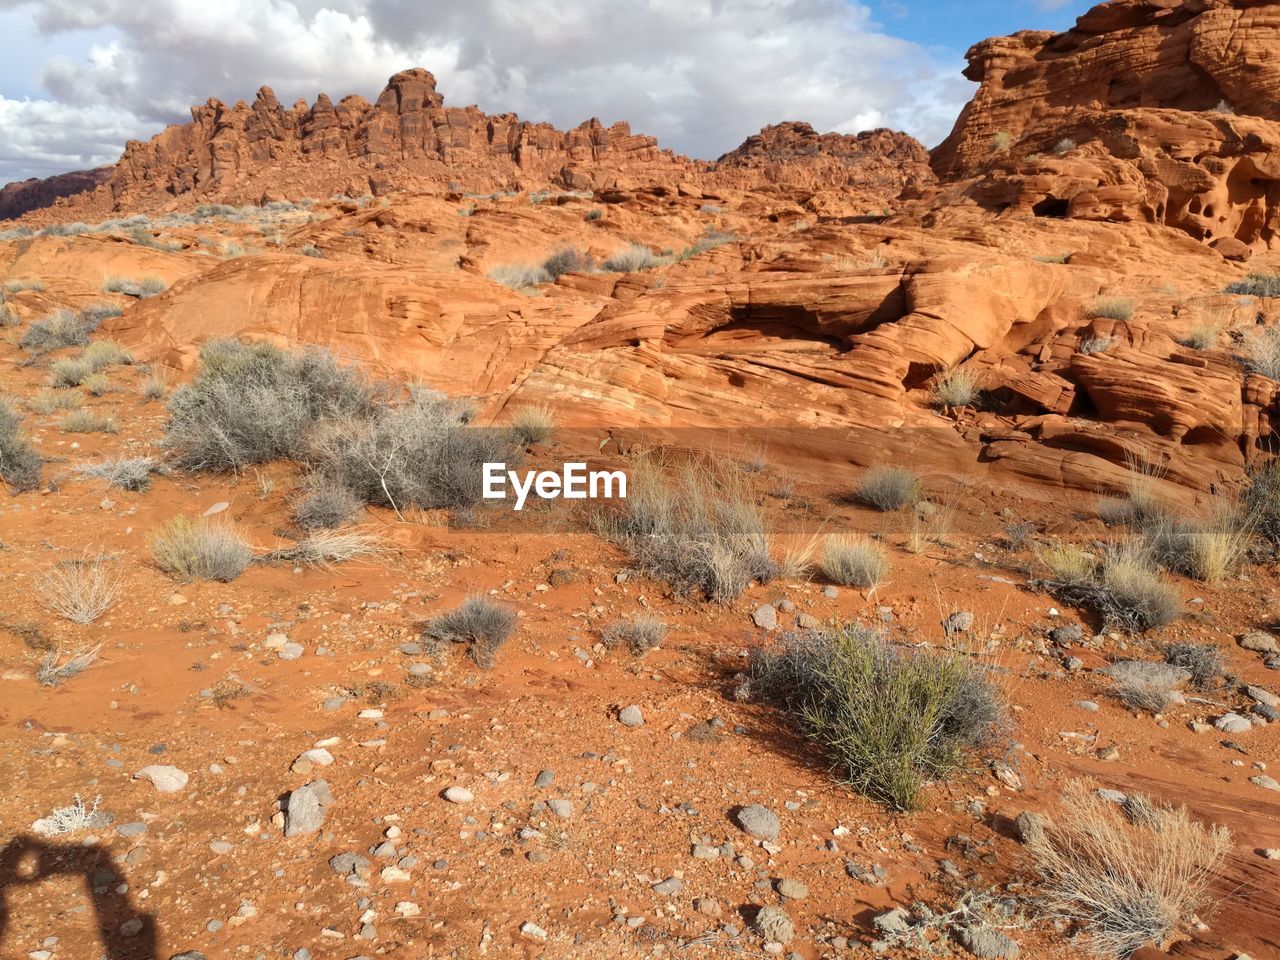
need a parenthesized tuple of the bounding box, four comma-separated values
(0, 0, 1090, 185)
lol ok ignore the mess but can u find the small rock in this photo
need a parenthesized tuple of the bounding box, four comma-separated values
(1250, 775, 1280, 792)
(775, 878, 808, 900)
(873, 908, 912, 935)
(1216, 713, 1253, 733)
(735, 804, 780, 840)
(534, 770, 554, 788)
(652, 876, 682, 895)
(960, 927, 1020, 959)
(520, 922, 548, 941)
(754, 905, 794, 944)
(943, 611, 974, 634)
(203, 501, 230, 516)
(443, 786, 474, 804)
(1049, 624, 1082, 646)
(618, 705, 644, 727)
(1013, 811, 1044, 845)
(548, 799, 573, 819)
(694, 897, 722, 917)
(284, 780, 332, 836)
(753, 605, 778, 630)
(1245, 685, 1280, 709)
(134, 765, 188, 794)
(1240, 632, 1280, 654)
(117, 822, 147, 837)
(278, 643, 305, 661)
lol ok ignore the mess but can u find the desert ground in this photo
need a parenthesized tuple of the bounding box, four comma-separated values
(4, 2, 1280, 960)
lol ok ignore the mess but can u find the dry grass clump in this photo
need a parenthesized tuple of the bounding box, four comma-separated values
(102, 276, 166, 298)
(76, 456, 159, 491)
(1244, 459, 1280, 545)
(1179, 322, 1220, 350)
(292, 476, 362, 529)
(596, 458, 776, 601)
(263, 529, 381, 567)
(1163, 641, 1224, 692)
(821, 534, 888, 588)
(37, 644, 101, 687)
(930, 368, 982, 408)
(140, 370, 168, 401)
(1077, 335, 1115, 355)
(4, 278, 44, 293)
(1040, 542, 1181, 632)
(150, 516, 253, 582)
(62, 410, 117, 433)
(541, 247, 591, 279)
(1027, 780, 1231, 958)
(1106, 660, 1189, 712)
(602, 243, 665, 273)
(422, 595, 516, 668)
(488, 263, 551, 290)
(1240, 324, 1280, 380)
(82, 340, 133, 371)
(20, 309, 92, 351)
(0, 398, 43, 491)
(510, 404, 555, 445)
(1145, 513, 1249, 582)
(165, 338, 378, 470)
(307, 388, 515, 517)
(601, 615, 668, 655)
(49, 357, 94, 388)
(37, 550, 122, 624)
(749, 626, 1004, 810)
(855, 465, 921, 511)
(28, 388, 80, 414)
(1086, 297, 1135, 322)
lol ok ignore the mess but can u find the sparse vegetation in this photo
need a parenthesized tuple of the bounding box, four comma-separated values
(1244, 459, 1280, 545)
(150, 516, 253, 582)
(1086, 297, 1135, 321)
(1225, 271, 1280, 298)
(1077, 335, 1115, 355)
(4, 278, 44, 293)
(422, 595, 516, 668)
(140, 370, 168, 401)
(510, 404, 555, 445)
(1106, 659, 1188, 712)
(1054, 137, 1076, 154)
(37, 645, 101, 687)
(930, 368, 981, 408)
(1163, 641, 1224, 692)
(603, 243, 664, 273)
(165, 339, 378, 471)
(19, 308, 92, 351)
(1042, 541, 1181, 632)
(1179, 322, 1220, 350)
(488, 263, 551, 290)
(596, 458, 776, 601)
(541, 247, 590, 280)
(83, 340, 133, 370)
(76, 456, 159, 491)
(749, 625, 1004, 810)
(301, 243, 323, 258)
(1027, 780, 1231, 958)
(1145, 511, 1249, 582)
(601, 615, 668, 655)
(292, 476, 362, 529)
(584, 209, 603, 221)
(103, 276, 167, 298)
(37, 549, 121, 624)
(263, 529, 380, 566)
(28, 388, 80, 414)
(855, 465, 921, 511)
(1240, 324, 1280, 379)
(82, 373, 113, 396)
(990, 131, 1012, 152)
(62, 410, 117, 433)
(821, 535, 888, 588)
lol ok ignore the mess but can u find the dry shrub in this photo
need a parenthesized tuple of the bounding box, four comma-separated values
(28, 389, 81, 415)
(750, 625, 1004, 811)
(1163, 642, 1224, 692)
(596, 458, 776, 601)
(488, 263, 551, 290)
(1040, 542, 1180, 632)
(150, 516, 253, 582)
(510, 404, 555, 445)
(1027, 780, 1231, 958)
(62, 410, 117, 433)
(49, 357, 94, 388)
(821, 534, 888, 588)
(292, 475, 362, 529)
(37, 549, 122, 624)
(856, 465, 921, 511)
(602, 243, 665, 272)
(37, 644, 101, 687)
(1105, 660, 1189, 713)
(83, 340, 133, 371)
(930, 368, 981, 408)
(0, 398, 42, 492)
(82, 373, 113, 397)
(1087, 297, 1135, 321)
(76, 456, 158, 491)
(263, 529, 381, 567)
(19, 309, 92, 351)
(601, 615, 668, 655)
(423, 595, 516, 668)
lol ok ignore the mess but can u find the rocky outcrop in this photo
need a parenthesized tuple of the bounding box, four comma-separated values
(930, 0, 1280, 252)
(710, 121, 932, 206)
(0, 167, 112, 221)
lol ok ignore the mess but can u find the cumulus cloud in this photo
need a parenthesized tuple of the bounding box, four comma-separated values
(0, 0, 974, 183)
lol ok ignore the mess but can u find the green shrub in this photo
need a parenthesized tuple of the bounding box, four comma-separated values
(0, 398, 42, 491)
(1225, 272, 1280, 298)
(855, 465, 921, 511)
(750, 626, 1004, 810)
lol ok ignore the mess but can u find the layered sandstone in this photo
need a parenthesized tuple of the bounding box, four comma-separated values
(930, 0, 1280, 253)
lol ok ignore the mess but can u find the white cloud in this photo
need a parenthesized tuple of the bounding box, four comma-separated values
(0, 0, 974, 183)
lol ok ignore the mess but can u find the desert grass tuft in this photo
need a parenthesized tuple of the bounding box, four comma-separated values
(37, 644, 102, 687)
(150, 516, 253, 582)
(855, 465, 921, 511)
(821, 534, 888, 588)
(37, 549, 121, 624)
(930, 368, 981, 408)
(62, 410, 117, 433)
(601, 615, 668, 655)
(0, 398, 43, 491)
(422, 595, 517, 668)
(262, 528, 381, 567)
(510, 404, 555, 445)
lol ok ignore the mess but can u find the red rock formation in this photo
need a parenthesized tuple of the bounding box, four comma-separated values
(0, 167, 112, 221)
(930, 0, 1280, 252)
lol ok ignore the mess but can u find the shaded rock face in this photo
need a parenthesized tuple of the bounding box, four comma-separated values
(0, 167, 113, 220)
(930, 0, 1280, 250)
